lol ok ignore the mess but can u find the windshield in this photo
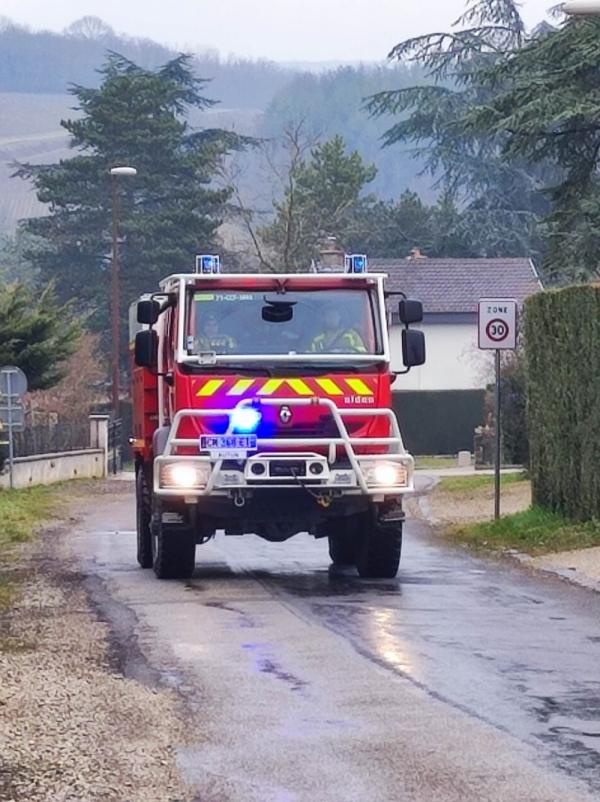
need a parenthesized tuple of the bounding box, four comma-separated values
(186, 288, 382, 358)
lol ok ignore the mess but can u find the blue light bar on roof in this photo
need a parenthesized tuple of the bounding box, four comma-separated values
(345, 254, 368, 274)
(195, 254, 221, 274)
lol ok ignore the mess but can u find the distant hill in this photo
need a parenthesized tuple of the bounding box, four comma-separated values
(260, 65, 439, 203)
(0, 17, 438, 239)
(0, 92, 264, 234)
(0, 93, 73, 232)
(0, 17, 294, 109)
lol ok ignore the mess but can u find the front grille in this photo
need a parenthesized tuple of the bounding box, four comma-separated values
(272, 419, 362, 439)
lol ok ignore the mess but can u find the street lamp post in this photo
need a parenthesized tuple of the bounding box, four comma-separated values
(109, 166, 137, 425)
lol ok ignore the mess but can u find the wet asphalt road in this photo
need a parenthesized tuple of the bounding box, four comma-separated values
(69, 482, 600, 801)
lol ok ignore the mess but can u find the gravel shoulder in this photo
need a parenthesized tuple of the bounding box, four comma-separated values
(0, 482, 194, 802)
(409, 472, 600, 593)
(409, 478, 532, 526)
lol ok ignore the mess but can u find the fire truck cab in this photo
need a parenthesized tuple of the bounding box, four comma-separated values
(131, 254, 425, 580)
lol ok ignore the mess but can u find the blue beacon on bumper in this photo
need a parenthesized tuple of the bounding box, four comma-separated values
(230, 406, 262, 433)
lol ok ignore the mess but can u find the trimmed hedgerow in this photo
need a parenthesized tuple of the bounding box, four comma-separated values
(524, 284, 600, 522)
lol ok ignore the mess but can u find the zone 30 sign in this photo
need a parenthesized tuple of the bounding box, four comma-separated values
(478, 299, 518, 350)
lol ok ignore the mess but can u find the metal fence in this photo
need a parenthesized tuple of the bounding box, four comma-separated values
(13, 421, 90, 458)
(108, 418, 123, 474)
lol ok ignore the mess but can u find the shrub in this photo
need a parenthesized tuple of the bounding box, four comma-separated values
(524, 284, 600, 521)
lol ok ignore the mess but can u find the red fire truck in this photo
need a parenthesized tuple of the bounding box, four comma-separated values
(131, 254, 425, 580)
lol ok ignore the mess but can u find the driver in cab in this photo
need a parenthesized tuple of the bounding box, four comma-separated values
(196, 314, 236, 353)
(308, 305, 366, 353)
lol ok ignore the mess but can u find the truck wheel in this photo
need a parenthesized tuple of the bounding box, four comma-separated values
(136, 467, 153, 569)
(355, 519, 403, 579)
(327, 516, 358, 566)
(328, 535, 356, 566)
(151, 501, 196, 580)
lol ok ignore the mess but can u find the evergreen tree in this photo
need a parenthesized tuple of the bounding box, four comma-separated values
(259, 135, 376, 271)
(367, 0, 552, 263)
(464, 15, 600, 281)
(15, 54, 242, 336)
(0, 281, 79, 390)
(345, 191, 478, 258)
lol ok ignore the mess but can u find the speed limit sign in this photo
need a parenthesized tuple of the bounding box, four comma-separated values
(478, 299, 518, 350)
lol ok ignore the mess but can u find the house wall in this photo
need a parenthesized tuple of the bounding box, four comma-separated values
(389, 317, 490, 454)
(390, 320, 492, 392)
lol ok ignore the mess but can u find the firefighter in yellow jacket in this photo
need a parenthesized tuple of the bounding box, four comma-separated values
(196, 314, 236, 353)
(308, 305, 366, 353)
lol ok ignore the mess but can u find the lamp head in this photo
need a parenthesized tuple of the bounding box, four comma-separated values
(110, 166, 137, 177)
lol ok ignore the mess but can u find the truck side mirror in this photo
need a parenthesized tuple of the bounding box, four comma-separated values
(137, 299, 160, 325)
(135, 329, 158, 368)
(402, 329, 426, 368)
(399, 299, 423, 325)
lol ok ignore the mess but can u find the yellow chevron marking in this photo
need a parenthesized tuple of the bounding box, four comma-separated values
(286, 379, 313, 396)
(345, 378, 374, 396)
(257, 379, 284, 396)
(196, 379, 225, 397)
(315, 378, 344, 396)
(228, 379, 255, 396)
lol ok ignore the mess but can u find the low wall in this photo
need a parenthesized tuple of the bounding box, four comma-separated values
(0, 449, 105, 490)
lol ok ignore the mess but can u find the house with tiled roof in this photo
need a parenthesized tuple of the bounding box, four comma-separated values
(370, 256, 543, 454)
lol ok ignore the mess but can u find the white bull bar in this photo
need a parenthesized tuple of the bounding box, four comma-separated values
(154, 397, 415, 498)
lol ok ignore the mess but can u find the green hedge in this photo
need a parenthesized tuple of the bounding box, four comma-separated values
(525, 284, 600, 521)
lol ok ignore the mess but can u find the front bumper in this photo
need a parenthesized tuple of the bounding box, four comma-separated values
(153, 397, 415, 500)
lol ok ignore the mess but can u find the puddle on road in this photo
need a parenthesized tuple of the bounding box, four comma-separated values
(533, 690, 600, 791)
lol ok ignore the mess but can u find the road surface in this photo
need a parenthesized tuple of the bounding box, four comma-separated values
(68, 481, 600, 802)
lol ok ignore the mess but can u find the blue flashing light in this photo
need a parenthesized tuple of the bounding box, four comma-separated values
(230, 406, 261, 433)
(345, 254, 368, 274)
(196, 254, 221, 274)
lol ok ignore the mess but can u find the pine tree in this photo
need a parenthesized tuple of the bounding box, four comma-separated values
(0, 281, 79, 390)
(366, 0, 552, 263)
(15, 54, 242, 334)
(464, 15, 600, 281)
(259, 135, 377, 271)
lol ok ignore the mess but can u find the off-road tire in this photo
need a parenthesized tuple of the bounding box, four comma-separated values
(355, 519, 402, 579)
(151, 500, 196, 580)
(136, 466, 153, 569)
(327, 516, 359, 566)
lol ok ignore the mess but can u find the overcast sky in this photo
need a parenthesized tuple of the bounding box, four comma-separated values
(1, 0, 557, 62)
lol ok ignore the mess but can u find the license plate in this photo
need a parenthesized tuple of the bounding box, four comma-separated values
(200, 435, 257, 460)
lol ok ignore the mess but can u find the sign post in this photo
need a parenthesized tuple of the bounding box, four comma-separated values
(0, 366, 28, 490)
(478, 300, 518, 520)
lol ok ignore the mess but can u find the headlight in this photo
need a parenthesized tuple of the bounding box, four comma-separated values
(159, 461, 211, 489)
(361, 461, 410, 488)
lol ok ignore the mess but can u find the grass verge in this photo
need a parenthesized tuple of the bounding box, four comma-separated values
(415, 455, 457, 469)
(438, 472, 527, 493)
(446, 504, 600, 556)
(0, 486, 61, 612)
(0, 485, 60, 549)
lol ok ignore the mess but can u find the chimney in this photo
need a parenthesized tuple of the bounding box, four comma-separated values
(407, 247, 427, 260)
(319, 236, 345, 270)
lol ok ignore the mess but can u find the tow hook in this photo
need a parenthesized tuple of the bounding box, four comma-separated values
(317, 495, 332, 508)
(233, 492, 246, 508)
